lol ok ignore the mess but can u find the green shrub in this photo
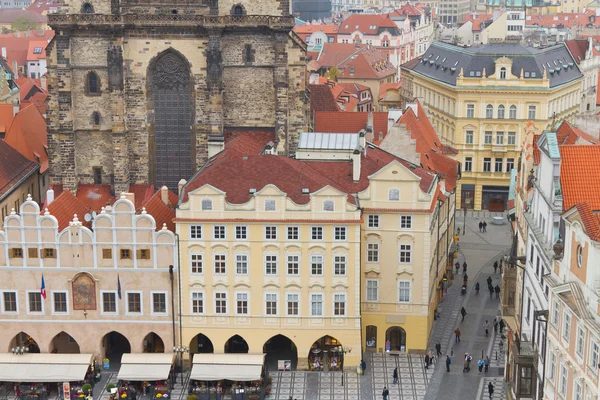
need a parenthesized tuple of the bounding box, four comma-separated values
(82, 384, 93, 394)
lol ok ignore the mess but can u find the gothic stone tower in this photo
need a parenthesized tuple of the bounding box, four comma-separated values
(47, 0, 307, 193)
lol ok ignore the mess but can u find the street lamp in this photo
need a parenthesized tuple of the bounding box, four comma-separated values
(338, 345, 352, 386)
(173, 345, 189, 385)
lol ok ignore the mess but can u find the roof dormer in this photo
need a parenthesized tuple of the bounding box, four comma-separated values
(495, 56, 513, 80)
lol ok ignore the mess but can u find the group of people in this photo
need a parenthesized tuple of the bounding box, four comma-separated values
(478, 221, 488, 232)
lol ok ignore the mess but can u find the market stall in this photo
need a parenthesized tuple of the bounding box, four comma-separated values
(116, 354, 175, 400)
(0, 353, 95, 400)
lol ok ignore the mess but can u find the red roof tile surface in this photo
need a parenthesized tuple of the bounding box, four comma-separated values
(293, 24, 340, 36)
(565, 39, 589, 64)
(465, 14, 493, 31)
(0, 104, 14, 135)
(21, 91, 47, 115)
(129, 184, 155, 210)
(0, 10, 46, 24)
(0, 140, 38, 201)
(142, 188, 177, 231)
(76, 184, 115, 211)
(27, 0, 59, 14)
(339, 14, 398, 34)
(26, 40, 47, 61)
(560, 145, 600, 211)
(573, 202, 600, 241)
(527, 11, 599, 28)
(391, 3, 423, 17)
(378, 81, 402, 100)
(556, 121, 599, 145)
(309, 84, 340, 112)
(4, 103, 48, 172)
(316, 43, 365, 68)
(337, 47, 396, 80)
(47, 190, 92, 230)
(314, 111, 389, 144)
(0, 30, 54, 78)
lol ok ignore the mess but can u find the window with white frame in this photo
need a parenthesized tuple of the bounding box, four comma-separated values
(201, 199, 212, 210)
(508, 131, 516, 145)
(265, 225, 277, 240)
(509, 105, 517, 119)
(215, 292, 227, 314)
(334, 255, 346, 275)
(311, 226, 323, 240)
(528, 105, 536, 120)
(389, 188, 400, 201)
(464, 157, 472, 172)
(265, 254, 278, 275)
(400, 215, 412, 229)
(311, 254, 323, 275)
(465, 130, 473, 144)
(591, 341, 599, 371)
(398, 281, 411, 303)
(484, 131, 493, 144)
(486, 104, 494, 118)
(576, 326, 585, 358)
(265, 293, 277, 315)
(2, 291, 17, 313)
(467, 104, 475, 118)
(577, 245, 583, 267)
(190, 253, 203, 274)
(102, 291, 117, 314)
(190, 225, 203, 239)
(191, 292, 204, 314)
(287, 293, 299, 315)
(496, 132, 504, 145)
(213, 225, 226, 240)
(334, 226, 347, 240)
(265, 199, 276, 211)
(549, 350, 556, 381)
(562, 312, 571, 342)
(323, 200, 334, 211)
(334, 293, 346, 316)
(559, 363, 568, 395)
(368, 215, 380, 228)
(498, 104, 505, 118)
(27, 291, 42, 313)
(286, 255, 299, 275)
(367, 243, 379, 262)
(127, 292, 141, 314)
(311, 293, 323, 316)
(214, 254, 226, 274)
(235, 254, 249, 274)
(53, 292, 68, 314)
(552, 300, 560, 326)
(235, 225, 247, 240)
(366, 280, 379, 301)
(399, 244, 412, 263)
(152, 292, 167, 315)
(287, 226, 299, 240)
(236, 292, 248, 315)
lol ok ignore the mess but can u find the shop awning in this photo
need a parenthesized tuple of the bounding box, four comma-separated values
(0, 353, 93, 382)
(117, 353, 175, 381)
(190, 354, 265, 382)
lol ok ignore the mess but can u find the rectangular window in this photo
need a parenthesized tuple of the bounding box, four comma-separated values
(366, 280, 379, 301)
(518, 367, 533, 396)
(506, 158, 515, 172)
(495, 158, 503, 173)
(311, 293, 323, 316)
(311, 255, 323, 275)
(562, 312, 571, 342)
(215, 292, 227, 314)
(311, 226, 323, 240)
(213, 225, 226, 240)
(466, 104, 475, 118)
(235, 225, 247, 240)
(576, 326, 585, 357)
(53, 292, 67, 313)
(214, 254, 226, 274)
(120, 249, 131, 259)
(334, 255, 346, 275)
(191, 292, 204, 314)
(102, 292, 117, 314)
(190, 225, 203, 239)
(484, 131, 493, 144)
(2, 291, 17, 313)
(552, 300, 559, 326)
(389, 189, 400, 201)
(102, 248, 112, 259)
(323, 200, 334, 211)
(235, 254, 249, 274)
(483, 158, 491, 172)
(265, 226, 277, 240)
(400, 215, 412, 229)
(265, 293, 277, 315)
(265, 199, 276, 211)
(137, 249, 151, 260)
(152, 292, 167, 314)
(591, 341, 599, 371)
(287, 226, 299, 240)
(367, 243, 379, 263)
(201, 199, 212, 210)
(265, 255, 278, 275)
(399, 244, 412, 263)
(464, 157, 472, 172)
(367, 215, 380, 228)
(559, 363, 568, 395)
(334, 226, 347, 241)
(398, 281, 411, 303)
(28, 248, 38, 258)
(28, 292, 42, 313)
(508, 131, 516, 145)
(334, 293, 346, 316)
(127, 292, 141, 314)
(549, 351, 556, 381)
(465, 130, 473, 144)
(575, 381, 582, 400)
(236, 292, 248, 315)
(10, 248, 23, 258)
(287, 293, 299, 316)
(528, 105, 537, 120)
(190, 253, 203, 274)
(496, 132, 504, 145)
(287, 255, 299, 275)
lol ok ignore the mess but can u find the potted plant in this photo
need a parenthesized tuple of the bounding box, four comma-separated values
(82, 384, 92, 396)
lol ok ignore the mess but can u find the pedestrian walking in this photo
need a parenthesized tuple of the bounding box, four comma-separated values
(454, 328, 461, 343)
(499, 261, 503, 274)
(382, 387, 389, 400)
(493, 261, 498, 274)
(463, 261, 467, 273)
(424, 353, 430, 370)
(478, 358, 484, 373)
(484, 356, 490, 373)
(487, 276, 492, 286)
(475, 282, 480, 295)
(493, 318, 498, 334)
(488, 283, 494, 298)
(455, 261, 460, 274)
(436, 342, 442, 357)
(428, 349, 434, 366)
(499, 318, 505, 333)
(446, 355, 451, 372)
(463, 358, 469, 373)
(461, 307, 467, 321)
(479, 221, 483, 232)
(483, 221, 487, 232)
(361, 359, 367, 375)
(393, 367, 398, 384)
(483, 320, 489, 337)
(495, 284, 501, 299)
(463, 273, 468, 285)
(488, 382, 494, 399)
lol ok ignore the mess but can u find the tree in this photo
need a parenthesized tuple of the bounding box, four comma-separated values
(11, 17, 37, 33)
(325, 66, 340, 82)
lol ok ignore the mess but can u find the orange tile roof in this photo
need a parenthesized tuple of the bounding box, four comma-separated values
(378, 81, 402, 100)
(337, 47, 397, 80)
(526, 11, 599, 29)
(565, 39, 589, 64)
(573, 202, 600, 241)
(143, 189, 177, 232)
(26, 40, 47, 61)
(337, 82, 370, 94)
(0, 140, 38, 201)
(465, 13, 493, 31)
(129, 184, 155, 210)
(556, 121, 599, 145)
(559, 145, 600, 211)
(14, 77, 44, 102)
(27, 0, 58, 14)
(293, 24, 340, 36)
(0, 104, 14, 135)
(316, 43, 366, 68)
(309, 84, 340, 112)
(47, 190, 92, 231)
(4, 103, 48, 172)
(76, 184, 115, 212)
(0, 30, 54, 78)
(21, 91, 47, 115)
(339, 14, 398, 35)
(314, 111, 389, 144)
(390, 3, 423, 17)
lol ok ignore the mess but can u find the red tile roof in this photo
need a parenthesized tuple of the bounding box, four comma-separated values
(0, 104, 14, 135)
(21, 91, 47, 115)
(573, 202, 600, 241)
(142, 189, 177, 232)
(0, 30, 54, 78)
(565, 39, 589, 64)
(223, 130, 276, 156)
(27, 0, 59, 14)
(465, 14, 493, 31)
(337, 47, 397, 80)
(337, 82, 370, 94)
(526, 11, 599, 29)
(0, 140, 38, 201)
(76, 184, 115, 212)
(47, 189, 92, 231)
(316, 43, 365, 68)
(556, 121, 599, 145)
(390, 3, 423, 17)
(293, 24, 340, 36)
(4, 103, 48, 172)
(26, 40, 47, 61)
(309, 84, 340, 112)
(378, 81, 402, 100)
(559, 145, 600, 211)
(14, 77, 44, 102)
(339, 14, 398, 35)
(314, 111, 389, 144)
(129, 184, 155, 210)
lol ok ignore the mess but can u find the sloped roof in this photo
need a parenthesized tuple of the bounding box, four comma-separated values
(338, 47, 396, 80)
(314, 111, 390, 145)
(0, 10, 46, 24)
(0, 140, 38, 201)
(378, 81, 402, 100)
(47, 190, 92, 231)
(0, 104, 14, 135)
(293, 24, 340, 36)
(27, 0, 59, 14)
(526, 10, 600, 29)
(0, 30, 54, 76)
(309, 84, 340, 112)
(391, 3, 422, 17)
(21, 91, 47, 115)
(14, 77, 43, 102)
(129, 184, 155, 210)
(339, 14, 399, 35)
(555, 120, 599, 145)
(143, 189, 177, 232)
(26, 40, 47, 61)
(565, 39, 589, 64)
(337, 82, 370, 94)
(4, 103, 48, 172)
(573, 202, 600, 241)
(559, 145, 600, 211)
(76, 184, 115, 212)
(316, 43, 366, 68)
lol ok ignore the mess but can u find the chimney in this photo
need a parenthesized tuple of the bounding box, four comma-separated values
(178, 179, 187, 197)
(160, 185, 169, 206)
(122, 192, 135, 204)
(352, 149, 361, 182)
(406, 102, 418, 117)
(367, 111, 374, 135)
(40, 74, 47, 91)
(207, 135, 225, 158)
(1, 48, 6, 59)
(12, 100, 19, 116)
(359, 129, 366, 149)
(46, 188, 55, 205)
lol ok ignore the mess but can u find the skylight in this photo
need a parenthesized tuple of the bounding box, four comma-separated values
(33, 47, 43, 54)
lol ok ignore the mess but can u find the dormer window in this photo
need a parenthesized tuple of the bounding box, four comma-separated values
(389, 189, 400, 201)
(201, 199, 212, 211)
(500, 67, 507, 79)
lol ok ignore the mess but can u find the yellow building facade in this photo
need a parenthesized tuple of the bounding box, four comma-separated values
(401, 41, 582, 210)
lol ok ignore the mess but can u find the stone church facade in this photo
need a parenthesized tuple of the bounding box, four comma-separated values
(47, 0, 307, 193)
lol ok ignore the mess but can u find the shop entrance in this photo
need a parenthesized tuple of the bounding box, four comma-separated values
(143, 332, 165, 353)
(262, 334, 297, 372)
(365, 325, 377, 351)
(49, 331, 80, 353)
(102, 331, 131, 368)
(385, 327, 407, 352)
(482, 185, 509, 211)
(189, 333, 214, 355)
(308, 335, 344, 371)
(224, 335, 248, 354)
(8, 332, 40, 353)
(461, 184, 475, 209)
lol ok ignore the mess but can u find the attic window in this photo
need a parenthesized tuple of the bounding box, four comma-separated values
(531, 72, 537, 77)
(345, 24, 348, 28)
(524, 72, 530, 77)
(265, 199, 276, 211)
(350, 66, 355, 75)
(33, 47, 42, 54)
(442, 57, 446, 62)
(469, 71, 475, 76)
(323, 200, 334, 211)
(201, 199, 212, 211)
(476, 71, 481, 77)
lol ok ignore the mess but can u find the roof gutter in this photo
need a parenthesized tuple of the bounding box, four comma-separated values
(0, 163, 39, 203)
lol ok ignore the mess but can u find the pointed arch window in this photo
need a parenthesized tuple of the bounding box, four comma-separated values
(86, 72, 100, 95)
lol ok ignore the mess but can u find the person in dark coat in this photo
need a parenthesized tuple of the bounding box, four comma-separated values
(493, 261, 498, 274)
(393, 368, 398, 384)
(461, 307, 467, 321)
(479, 221, 483, 232)
(463, 261, 468, 273)
(488, 283, 494, 298)
(436, 342, 442, 357)
(488, 382, 494, 399)
(382, 387, 389, 400)
(446, 355, 451, 372)
(495, 284, 501, 299)
(499, 319, 505, 332)
(487, 276, 493, 286)
(361, 359, 367, 375)
(424, 354, 430, 369)
(482, 221, 487, 232)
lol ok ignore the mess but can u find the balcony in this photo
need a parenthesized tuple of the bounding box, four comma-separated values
(522, 210, 554, 262)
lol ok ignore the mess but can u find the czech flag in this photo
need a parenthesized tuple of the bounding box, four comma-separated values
(40, 274, 46, 300)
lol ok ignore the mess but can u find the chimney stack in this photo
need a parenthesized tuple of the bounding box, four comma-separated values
(40, 74, 47, 91)
(12, 100, 19, 116)
(352, 149, 361, 182)
(1, 47, 6, 59)
(160, 185, 169, 206)
(46, 188, 55, 205)
(178, 179, 187, 197)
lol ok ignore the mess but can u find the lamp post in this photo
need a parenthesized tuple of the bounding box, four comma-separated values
(173, 346, 189, 386)
(463, 205, 467, 235)
(338, 345, 352, 386)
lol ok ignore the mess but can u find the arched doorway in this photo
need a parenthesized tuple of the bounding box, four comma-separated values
(102, 331, 131, 367)
(147, 49, 194, 190)
(365, 325, 377, 351)
(386, 326, 407, 352)
(143, 332, 165, 353)
(263, 335, 297, 372)
(189, 333, 214, 355)
(308, 335, 343, 371)
(8, 332, 40, 353)
(49, 332, 80, 354)
(224, 335, 248, 353)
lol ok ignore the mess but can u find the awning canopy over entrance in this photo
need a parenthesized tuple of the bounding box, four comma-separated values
(0, 353, 93, 382)
(117, 353, 175, 381)
(190, 354, 265, 382)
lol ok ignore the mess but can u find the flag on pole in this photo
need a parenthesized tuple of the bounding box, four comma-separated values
(117, 275, 122, 300)
(40, 274, 46, 300)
